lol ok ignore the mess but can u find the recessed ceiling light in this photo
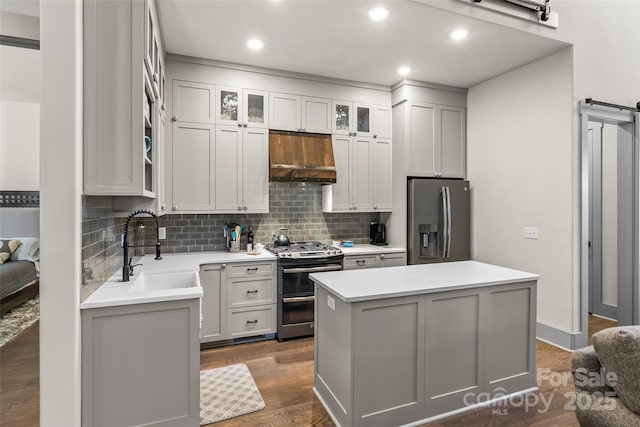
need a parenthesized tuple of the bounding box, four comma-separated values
(450, 29, 469, 41)
(368, 7, 389, 22)
(247, 38, 264, 50)
(397, 66, 411, 76)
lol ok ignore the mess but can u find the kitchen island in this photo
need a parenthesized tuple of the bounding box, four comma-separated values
(310, 261, 538, 427)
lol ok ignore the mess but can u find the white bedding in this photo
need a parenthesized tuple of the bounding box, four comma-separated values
(4, 237, 40, 275)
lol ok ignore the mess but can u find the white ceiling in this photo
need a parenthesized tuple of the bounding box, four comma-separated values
(157, 0, 569, 88)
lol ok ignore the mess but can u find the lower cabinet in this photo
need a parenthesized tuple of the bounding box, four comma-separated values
(200, 260, 276, 343)
(343, 251, 406, 270)
(81, 299, 201, 427)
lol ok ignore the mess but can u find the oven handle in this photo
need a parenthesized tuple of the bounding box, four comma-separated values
(282, 265, 343, 274)
(282, 296, 316, 303)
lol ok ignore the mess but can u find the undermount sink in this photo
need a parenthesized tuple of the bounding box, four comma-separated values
(130, 271, 200, 293)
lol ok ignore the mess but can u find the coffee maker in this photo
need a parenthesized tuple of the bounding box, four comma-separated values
(369, 221, 387, 245)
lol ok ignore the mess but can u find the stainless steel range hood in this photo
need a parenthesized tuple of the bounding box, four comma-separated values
(269, 131, 336, 183)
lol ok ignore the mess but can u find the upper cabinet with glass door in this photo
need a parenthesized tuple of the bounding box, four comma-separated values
(215, 87, 268, 128)
(332, 101, 388, 138)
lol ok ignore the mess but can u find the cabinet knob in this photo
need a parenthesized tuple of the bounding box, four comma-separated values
(161, 205, 165, 210)
(243, 123, 248, 128)
(172, 205, 178, 211)
(153, 73, 159, 82)
(237, 123, 242, 127)
(238, 206, 242, 211)
(243, 206, 248, 211)
(380, 254, 385, 259)
(222, 264, 226, 269)
(353, 132, 357, 136)
(373, 134, 377, 138)
(373, 205, 378, 210)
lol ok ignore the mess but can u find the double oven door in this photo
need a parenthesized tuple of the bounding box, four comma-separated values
(277, 256, 343, 341)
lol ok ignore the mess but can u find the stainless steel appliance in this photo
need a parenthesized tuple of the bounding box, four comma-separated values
(268, 242, 343, 341)
(369, 221, 387, 245)
(407, 178, 470, 264)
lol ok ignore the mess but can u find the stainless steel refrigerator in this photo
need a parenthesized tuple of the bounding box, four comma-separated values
(407, 178, 470, 264)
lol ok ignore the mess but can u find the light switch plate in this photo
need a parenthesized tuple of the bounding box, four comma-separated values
(523, 226, 538, 239)
(159, 227, 167, 240)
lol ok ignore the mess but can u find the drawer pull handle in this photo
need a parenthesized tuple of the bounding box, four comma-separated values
(246, 319, 258, 324)
(356, 260, 366, 265)
(247, 267, 258, 272)
(246, 289, 259, 294)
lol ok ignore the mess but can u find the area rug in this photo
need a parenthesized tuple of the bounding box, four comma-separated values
(200, 363, 266, 425)
(0, 296, 39, 347)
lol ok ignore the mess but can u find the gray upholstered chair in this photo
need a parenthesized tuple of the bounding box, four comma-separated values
(571, 326, 640, 427)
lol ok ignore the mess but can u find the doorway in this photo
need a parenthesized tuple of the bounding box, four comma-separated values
(581, 101, 639, 335)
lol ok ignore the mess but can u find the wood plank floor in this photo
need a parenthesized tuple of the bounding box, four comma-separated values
(0, 315, 617, 427)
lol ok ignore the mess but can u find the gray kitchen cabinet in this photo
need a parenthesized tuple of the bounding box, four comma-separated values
(332, 100, 391, 139)
(199, 264, 226, 342)
(372, 137, 393, 211)
(172, 80, 215, 124)
(200, 260, 276, 344)
(379, 252, 406, 267)
(323, 135, 392, 213)
(215, 125, 269, 213)
(344, 255, 379, 270)
(84, 0, 164, 197)
(171, 122, 216, 211)
(216, 86, 269, 128)
(170, 123, 268, 213)
(82, 299, 200, 427)
(269, 92, 331, 133)
(343, 251, 406, 270)
(406, 101, 466, 178)
(314, 280, 536, 427)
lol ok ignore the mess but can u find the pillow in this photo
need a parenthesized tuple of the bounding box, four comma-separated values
(0, 239, 21, 264)
(592, 326, 640, 415)
(10, 237, 40, 262)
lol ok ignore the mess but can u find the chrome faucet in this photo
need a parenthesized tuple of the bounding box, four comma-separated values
(122, 210, 162, 282)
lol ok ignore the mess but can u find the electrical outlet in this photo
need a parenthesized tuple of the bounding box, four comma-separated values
(523, 227, 539, 239)
(159, 227, 167, 240)
(327, 295, 335, 310)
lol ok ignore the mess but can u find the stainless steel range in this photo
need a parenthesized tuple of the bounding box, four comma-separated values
(268, 242, 343, 341)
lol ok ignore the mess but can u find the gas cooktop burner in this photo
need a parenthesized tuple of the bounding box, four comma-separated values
(267, 241, 343, 259)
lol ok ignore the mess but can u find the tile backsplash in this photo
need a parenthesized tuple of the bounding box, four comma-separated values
(137, 182, 380, 253)
(81, 183, 380, 299)
(81, 196, 125, 301)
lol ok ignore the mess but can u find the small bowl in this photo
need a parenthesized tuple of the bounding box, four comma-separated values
(342, 240, 354, 248)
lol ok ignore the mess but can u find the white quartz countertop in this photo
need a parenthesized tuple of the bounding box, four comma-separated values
(339, 244, 406, 256)
(80, 251, 276, 309)
(310, 260, 538, 303)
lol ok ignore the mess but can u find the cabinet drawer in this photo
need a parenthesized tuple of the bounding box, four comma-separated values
(227, 277, 275, 308)
(227, 305, 275, 338)
(380, 254, 406, 268)
(226, 262, 274, 278)
(344, 255, 379, 270)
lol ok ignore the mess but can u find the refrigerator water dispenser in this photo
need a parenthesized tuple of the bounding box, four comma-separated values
(419, 224, 438, 258)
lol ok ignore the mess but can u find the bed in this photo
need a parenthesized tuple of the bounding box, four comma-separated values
(0, 238, 40, 314)
(0, 194, 41, 314)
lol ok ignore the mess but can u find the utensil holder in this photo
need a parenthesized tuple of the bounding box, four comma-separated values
(229, 240, 240, 253)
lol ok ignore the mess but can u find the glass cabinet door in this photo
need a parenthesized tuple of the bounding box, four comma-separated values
(243, 89, 268, 128)
(216, 87, 241, 126)
(332, 100, 353, 135)
(355, 103, 373, 137)
(144, 1, 154, 77)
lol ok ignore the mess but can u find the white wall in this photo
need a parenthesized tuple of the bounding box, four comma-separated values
(467, 48, 574, 333)
(0, 101, 40, 190)
(0, 45, 41, 190)
(447, 0, 639, 348)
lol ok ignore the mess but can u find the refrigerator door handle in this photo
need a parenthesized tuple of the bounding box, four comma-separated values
(445, 186, 452, 259)
(441, 187, 449, 259)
